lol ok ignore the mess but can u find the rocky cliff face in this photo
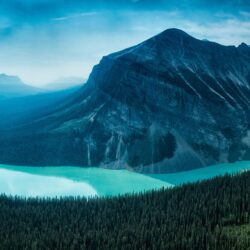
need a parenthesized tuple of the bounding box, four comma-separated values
(0, 29, 250, 173)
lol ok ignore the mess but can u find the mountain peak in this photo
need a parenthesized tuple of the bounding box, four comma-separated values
(0, 73, 41, 98)
(238, 42, 250, 52)
(0, 73, 23, 85)
(153, 28, 195, 42)
(159, 28, 190, 37)
(108, 28, 197, 59)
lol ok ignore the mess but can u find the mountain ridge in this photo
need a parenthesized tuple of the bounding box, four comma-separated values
(0, 73, 42, 98)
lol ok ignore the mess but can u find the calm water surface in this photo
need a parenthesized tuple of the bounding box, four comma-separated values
(0, 161, 249, 198)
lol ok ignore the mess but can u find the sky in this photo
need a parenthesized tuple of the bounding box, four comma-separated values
(0, 0, 249, 86)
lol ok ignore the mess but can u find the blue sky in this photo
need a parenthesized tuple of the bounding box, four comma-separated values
(0, 0, 249, 86)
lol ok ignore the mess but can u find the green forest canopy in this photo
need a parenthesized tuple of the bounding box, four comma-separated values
(0, 171, 250, 250)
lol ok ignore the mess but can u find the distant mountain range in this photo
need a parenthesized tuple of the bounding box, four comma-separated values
(0, 29, 249, 173)
(44, 77, 85, 90)
(0, 74, 41, 98)
(0, 74, 84, 98)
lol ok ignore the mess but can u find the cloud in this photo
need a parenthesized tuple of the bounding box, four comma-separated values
(123, 10, 250, 45)
(52, 12, 98, 21)
(182, 18, 250, 45)
(0, 1, 249, 86)
(130, 26, 149, 31)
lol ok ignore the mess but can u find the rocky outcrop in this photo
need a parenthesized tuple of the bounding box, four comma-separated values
(0, 29, 249, 173)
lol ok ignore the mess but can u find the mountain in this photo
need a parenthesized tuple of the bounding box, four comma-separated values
(0, 29, 249, 172)
(44, 77, 85, 90)
(0, 87, 81, 130)
(0, 74, 41, 98)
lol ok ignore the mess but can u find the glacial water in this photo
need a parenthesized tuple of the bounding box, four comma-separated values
(0, 161, 249, 198)
(0, 166, 172, 198)
(148, 161, 250, 185)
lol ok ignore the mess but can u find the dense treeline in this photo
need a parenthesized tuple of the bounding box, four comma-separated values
(0, 172, 250, 250)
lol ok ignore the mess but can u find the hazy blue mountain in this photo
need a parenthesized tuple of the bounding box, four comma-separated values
(0, 74, 42, 98)
(0, 86, 81, 130)
(44, 77, 85, 90)
(0, 29, 249, 172)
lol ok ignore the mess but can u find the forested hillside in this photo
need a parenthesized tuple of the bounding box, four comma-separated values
(0, 171, 249, 250)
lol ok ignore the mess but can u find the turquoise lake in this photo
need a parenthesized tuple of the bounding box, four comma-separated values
(0, 161, 250, 198)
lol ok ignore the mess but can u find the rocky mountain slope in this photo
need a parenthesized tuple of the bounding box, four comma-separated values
(0, 29, 249, 173)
